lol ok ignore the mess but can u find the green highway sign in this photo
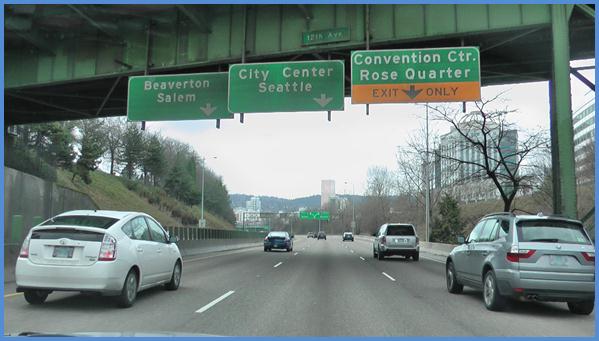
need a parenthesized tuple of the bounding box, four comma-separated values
(302, 27, 350, 46)
(127, 72, 234, 121)
(228, 60, 345, 113)
(299, 211, 330, 221)
(351, 47, 481, 104)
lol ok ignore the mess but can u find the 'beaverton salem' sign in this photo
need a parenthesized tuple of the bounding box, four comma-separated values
(351, 47, 481, 104)
(127, 73, 233, 121)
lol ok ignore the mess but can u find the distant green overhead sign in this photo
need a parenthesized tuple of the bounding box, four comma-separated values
(127, 72, 234, 121)
(299, 211, 330, 221)
(228, 60, 345, 113)
(302, 27, 350, 46)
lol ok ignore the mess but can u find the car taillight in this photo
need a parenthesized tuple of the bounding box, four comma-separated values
(98, 234, 117, 261)
(381, 236, 386, 244)
(264, 237, 269, 241)
(415, 236, 419, 245)
(582, 252, 595, 262)
(506, 246, 535, 262)
(19, 233, 31, 258)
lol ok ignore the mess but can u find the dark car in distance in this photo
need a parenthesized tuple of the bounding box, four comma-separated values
(317, 231, 327, 240)
(264, 231, 293, 252)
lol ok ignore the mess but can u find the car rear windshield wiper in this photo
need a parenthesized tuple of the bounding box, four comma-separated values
(527, 238, 560, 243)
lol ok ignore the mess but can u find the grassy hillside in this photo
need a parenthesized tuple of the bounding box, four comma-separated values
(56, 169, 234, 229)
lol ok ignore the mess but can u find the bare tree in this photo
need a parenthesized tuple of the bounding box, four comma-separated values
(426, 95, 548, 212)
(102, 117, 126, 175)
(359, 166, 395, 234)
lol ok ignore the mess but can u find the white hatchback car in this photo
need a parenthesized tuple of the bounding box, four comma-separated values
(15, 210, 182, 308)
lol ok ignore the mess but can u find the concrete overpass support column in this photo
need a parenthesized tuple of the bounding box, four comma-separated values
(550, 4, 577, 218)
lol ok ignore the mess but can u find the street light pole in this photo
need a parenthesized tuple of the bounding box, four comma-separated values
(425, 105, 431, 242)
(199, 156, 216, 228)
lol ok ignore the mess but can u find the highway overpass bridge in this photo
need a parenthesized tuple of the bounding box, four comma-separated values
(4, 4, 595, 218)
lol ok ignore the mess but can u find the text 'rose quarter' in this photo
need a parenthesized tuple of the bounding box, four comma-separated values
(127, 72, 234, 121)
(228, 60, 345, 113)
(351, 47, 481, 104)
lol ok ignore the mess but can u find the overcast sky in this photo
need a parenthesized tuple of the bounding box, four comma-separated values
(147, 59, 594, 199)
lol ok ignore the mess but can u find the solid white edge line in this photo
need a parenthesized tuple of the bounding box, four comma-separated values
(359, 256, 365, 261)
(195, 290, 235, 313)
(382, 272, 396, 282)
(273, 261, 283, 268)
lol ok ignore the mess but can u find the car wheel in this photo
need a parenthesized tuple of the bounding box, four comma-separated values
(23, 290, 49, 305)
(373, 247, 377, 258)
(377, 249, 385, 261)
(568, 300, 594, 315)
(117, 269, 138, 308)
(412, 253, 419, 261)
(483, 270, 506, 311)
(165, 261, 182, 291)
(446, 261, 463, 294)
(264, 247, 268, 252)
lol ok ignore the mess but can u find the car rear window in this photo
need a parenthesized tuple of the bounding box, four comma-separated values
(386, 225, 415, 236)
(516, 220, 591, 245)
(42, 215, 118, 229)
(268, 232, 288, 238)
(31, 228, 104, 242)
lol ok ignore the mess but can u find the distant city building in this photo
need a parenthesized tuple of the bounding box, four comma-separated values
(572, 94, 594, 179)
(432, 113, 519, 203)
(246, 196, 261, 212)
(321, 180, 335, 209)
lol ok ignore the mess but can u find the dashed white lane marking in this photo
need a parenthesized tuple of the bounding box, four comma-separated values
(382, 272, 396, 282)
(294, 252, 298, 256)
(359, 256, 365, 261)
(273, 262, 283, 268)
(195, 290, 235, 313)
(350, 250, 354, 253)
(4, 292, 22, 298)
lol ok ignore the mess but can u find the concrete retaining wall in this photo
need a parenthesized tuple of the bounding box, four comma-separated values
(4, 167, 98, 282)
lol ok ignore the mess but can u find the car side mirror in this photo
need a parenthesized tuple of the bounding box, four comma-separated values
(291, 234, 294, 239)
(457, 235, 465, 244)
(169, 235, 179, 244)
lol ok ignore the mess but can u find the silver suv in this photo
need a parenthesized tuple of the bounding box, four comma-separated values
(446, 212, 595, 314)
(373, 223, 419, 261)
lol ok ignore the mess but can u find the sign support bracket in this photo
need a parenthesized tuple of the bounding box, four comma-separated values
(239, 5, 247, 124)
(141, 20, 153, 131)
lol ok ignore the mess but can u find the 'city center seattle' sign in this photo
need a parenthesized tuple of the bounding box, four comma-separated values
(228, 60, 344, 113)
(351, 47, 481, 104)
(127, 72, 233, 121)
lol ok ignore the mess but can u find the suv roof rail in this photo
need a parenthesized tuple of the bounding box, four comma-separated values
(482, 212, 515, 219)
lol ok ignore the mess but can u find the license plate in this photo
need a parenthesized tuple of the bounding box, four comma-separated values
(549, 255, 566, 266)
(397, 238, 407, 243)
(53, 246, 74, 258)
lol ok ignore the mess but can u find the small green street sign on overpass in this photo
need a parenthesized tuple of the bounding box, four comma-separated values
(351, 47, 481, 104)
(302, 27, 350, 46)
(228, 60, 345, 113)
(127, 72, 234, 121)
(299, 211, 330, 221)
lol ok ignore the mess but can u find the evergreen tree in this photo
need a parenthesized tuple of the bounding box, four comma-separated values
(120, 123, 144, 179)
(72, 120, 105, 184)
(144, 133, 166, 186)
(431, 194, 463, 243)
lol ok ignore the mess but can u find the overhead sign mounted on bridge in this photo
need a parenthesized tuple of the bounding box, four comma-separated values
(302, 27, 350, 46)
(228, 60, 345, 113)
(127, 72, 234, 121)
(351, 47, 481, 104)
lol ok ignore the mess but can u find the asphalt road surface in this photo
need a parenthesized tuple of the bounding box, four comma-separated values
(4, 236, 595, 336)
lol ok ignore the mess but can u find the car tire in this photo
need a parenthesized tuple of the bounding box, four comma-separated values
(446, 261, 463, 294)
(165, 261, 182, 291)
(373, 247, 377, 258)
(483, 270, 506, 311)
(264, 247, 268, 252)
(377, 249, 385, 261)
(412, 253, 419, 261)
(23, 290, 49, 305)
(116, 269, 138, 308)
(568, 300, 594, 315)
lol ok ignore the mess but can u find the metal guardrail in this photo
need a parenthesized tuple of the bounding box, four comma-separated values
(164, 227, 267, 241)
